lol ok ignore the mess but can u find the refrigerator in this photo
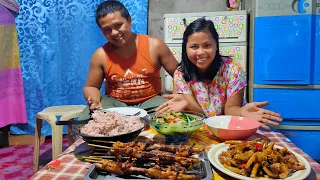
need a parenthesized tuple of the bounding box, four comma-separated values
(163, 11, 248, 95)
(315, 0, 320, 84)
(246, 0, 320, 161)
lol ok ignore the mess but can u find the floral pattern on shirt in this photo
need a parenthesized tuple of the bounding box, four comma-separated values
(174, 59, 247, 117)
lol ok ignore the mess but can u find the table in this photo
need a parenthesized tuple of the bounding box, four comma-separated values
(30, 126, 320, 180)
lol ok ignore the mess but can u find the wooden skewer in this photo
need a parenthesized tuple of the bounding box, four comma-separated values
(88, 156, 116, 159)
(82, 156, 103, 160)
(88, 143, 113, 149)
(85, 159, 101, 164)
(95, 148, 112, 152)
(90, 140, 116, 144)
(95, 156, 116, 159)
(94, 152, 108, 155)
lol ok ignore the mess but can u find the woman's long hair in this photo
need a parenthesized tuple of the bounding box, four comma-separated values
(180, 18, 224, 82)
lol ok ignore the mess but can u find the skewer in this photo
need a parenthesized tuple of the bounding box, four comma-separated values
(111, 141, 204, 154)
(83, 155, 116, 159)
(89, 140, 116, 144)
(95, 148, 112, 151)
(85, 159, 102, 164)
(83, 140, 204, 180)
(94, 160, 201, 180)
(89, 156, 116, 159)
(88, 143, 113, 149)
(90, 141, 203, 153)
(82, 156, 102, 160)
(94, 152, 108, 155)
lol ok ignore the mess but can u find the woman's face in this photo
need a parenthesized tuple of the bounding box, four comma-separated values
(186, 30, 217, 73)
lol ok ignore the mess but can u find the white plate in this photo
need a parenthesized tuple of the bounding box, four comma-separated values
(208, 143, 311, 180)
(103, 107, 148, 118)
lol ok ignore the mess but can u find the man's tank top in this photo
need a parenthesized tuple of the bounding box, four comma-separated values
(103, 34, 162, 104)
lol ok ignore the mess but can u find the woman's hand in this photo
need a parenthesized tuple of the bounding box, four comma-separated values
(87, 96, 102, 110)
(240, 101, 282, 130)
(156, 94, 188, 115)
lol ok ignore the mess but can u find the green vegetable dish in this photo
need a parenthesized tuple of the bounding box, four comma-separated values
(150, 112, 203, 136)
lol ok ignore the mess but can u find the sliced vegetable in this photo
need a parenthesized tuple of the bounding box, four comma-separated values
(150, 112, 201, 136)
(256, 142, 263, 151)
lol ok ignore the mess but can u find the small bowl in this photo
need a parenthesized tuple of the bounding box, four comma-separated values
(205, 115, 260, 140)
(145, 111, 205, 143)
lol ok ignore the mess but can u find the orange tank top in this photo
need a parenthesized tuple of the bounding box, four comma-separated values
(103, 34, 162, 104)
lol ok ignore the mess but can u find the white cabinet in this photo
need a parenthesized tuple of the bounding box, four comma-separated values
(164, 11, 248, 43)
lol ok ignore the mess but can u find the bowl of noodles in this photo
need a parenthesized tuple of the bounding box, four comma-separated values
(145, 111, 205, 143)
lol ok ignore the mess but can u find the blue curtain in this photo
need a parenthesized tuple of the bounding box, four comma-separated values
(11, 0, 148, 135)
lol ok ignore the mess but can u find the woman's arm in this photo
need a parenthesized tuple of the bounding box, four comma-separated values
(224, 87, 283, 130)
(224, 88, 245, 116)
(156, 70, 203, 115)
(172, 84, 203, 113)
(155, 82, 203, 115)
(224, 88, 282, 130)
(223, 60, 282, 130)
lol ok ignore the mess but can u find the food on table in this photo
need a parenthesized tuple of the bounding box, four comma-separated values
(85, 141, 205, 180)
(149, 112, 202, 136)
(94, 161, 198, 180)
(81, 111, 144, 136)
(218, 138, 306, 179)
(112, 141, 204, 157)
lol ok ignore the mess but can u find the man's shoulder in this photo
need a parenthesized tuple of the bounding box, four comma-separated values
(145, 35, 166, 50)
(147, 35, 162, 43)
(91, 46, 107, 65)
(93, 46, 106, 57)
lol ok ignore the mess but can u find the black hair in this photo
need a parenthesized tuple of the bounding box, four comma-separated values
(180, 18, 224, 82)
(95, 0, 131, 27)
(226, 0, 231, 8)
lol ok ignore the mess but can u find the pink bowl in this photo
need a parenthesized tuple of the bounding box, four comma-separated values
(205, 116, 260, 140)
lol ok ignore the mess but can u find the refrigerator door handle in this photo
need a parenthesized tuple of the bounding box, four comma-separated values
(292, 0, 299, 13)
(298, 0, 307, 14)
(292, 0, 308, 14)
(297, 0, 311, 14)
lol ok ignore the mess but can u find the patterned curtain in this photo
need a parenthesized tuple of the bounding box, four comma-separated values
(11, 0, 148, 135)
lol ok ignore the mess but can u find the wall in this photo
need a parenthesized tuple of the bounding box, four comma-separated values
(148, 0, 226, 92)
(148, 0, 226, 39)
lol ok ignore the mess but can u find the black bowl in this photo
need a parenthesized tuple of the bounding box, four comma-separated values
(73, 118, 147, 143)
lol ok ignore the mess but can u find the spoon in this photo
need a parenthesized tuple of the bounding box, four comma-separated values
(128, 111, 141, 116)
(93, 108, 141, 116)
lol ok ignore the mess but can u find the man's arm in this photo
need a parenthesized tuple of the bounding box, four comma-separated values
(83, 47, 106, 104)
(150, 37, 178, 77)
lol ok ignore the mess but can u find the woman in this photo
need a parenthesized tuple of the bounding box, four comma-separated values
(156, 18, 282, 130)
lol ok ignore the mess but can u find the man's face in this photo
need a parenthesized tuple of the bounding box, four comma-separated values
(98, 11, 132, 47)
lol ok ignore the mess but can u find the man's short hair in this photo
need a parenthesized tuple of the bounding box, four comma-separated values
(95, 0, 131, 27)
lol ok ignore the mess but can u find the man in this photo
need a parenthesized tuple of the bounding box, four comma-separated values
(82, 0, 178, 116)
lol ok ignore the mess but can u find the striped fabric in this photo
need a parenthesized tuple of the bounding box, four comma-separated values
(0, 0, 19, 13)
(0, 4, 27, 128)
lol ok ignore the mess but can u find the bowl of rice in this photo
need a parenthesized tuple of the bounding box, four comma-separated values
(74, 110, 147, 142)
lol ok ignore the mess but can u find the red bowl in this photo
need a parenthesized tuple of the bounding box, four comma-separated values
(205, 116, 260, 140)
